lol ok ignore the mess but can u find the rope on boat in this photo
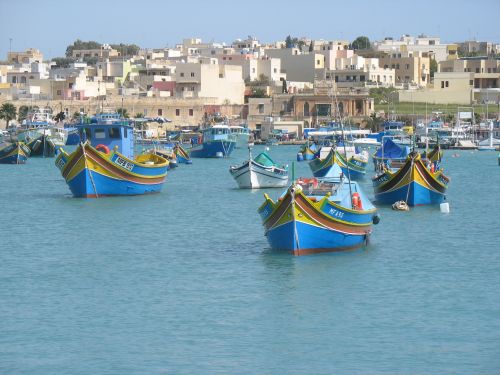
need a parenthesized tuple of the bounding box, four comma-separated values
(392, 157, 413, 211)
(291, 187, 301, 253)
(82, 142, 99, 198)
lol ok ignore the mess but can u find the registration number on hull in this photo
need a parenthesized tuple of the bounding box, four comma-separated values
(115, 156, 134, 171)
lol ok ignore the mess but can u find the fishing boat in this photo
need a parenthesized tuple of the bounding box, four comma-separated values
(55, 113, 168, 198)
(229, 149, 288, 189)
(372, 138, 410, 171)
(229, 125, 251, 148)
(174, 143, 192, 164)
(309, 146, 368, 180)
(296, 141, 317, 161)
(372, 151, 449, 206)
(258, 164, 379, 255)
(0, 141, 31, 164)
(17, 109, 67, 156)
(190, 125, 236, 158)
(149, 147, 176, 169)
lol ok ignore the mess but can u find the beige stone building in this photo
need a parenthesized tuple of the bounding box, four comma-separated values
(174, 60, 245, 104)
(379, 51, 431, 87)
(72, 45, 120, 60)
(264, 48, 325, 83)
(7, 48, 43, 64)
(326, 55, 395, 88)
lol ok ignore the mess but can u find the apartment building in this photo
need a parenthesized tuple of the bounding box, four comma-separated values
(378, 51, 430, 86)
(374, 35, 457, 62)
(264, 48, 325, 83)
(175, 60, 245, 104)
(325, 55, 395, 88)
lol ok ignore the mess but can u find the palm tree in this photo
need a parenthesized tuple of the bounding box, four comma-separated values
(0, 103, 17, 129)
(54, 111, 66, 123)
(117, 108, 129, 118)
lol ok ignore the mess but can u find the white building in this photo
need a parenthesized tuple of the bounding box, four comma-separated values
(374, 35, 458, 62)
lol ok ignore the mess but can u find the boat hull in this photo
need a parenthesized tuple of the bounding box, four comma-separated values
(259, 188, 374, 255)
(0, 143, 29, 164)
(26, 135, 56, 157)
(190, 140, 235, 158)
(230, 161, 288, 189)
(56, 143, 168, 198)
(372, 153, 448, 206)
(309, 149, 367, 180)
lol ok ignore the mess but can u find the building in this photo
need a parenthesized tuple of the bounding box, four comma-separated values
(325, 55, 395, 88)
(264, 48, 325, 83)
(374, 35, 457, 62)
(174, 60, 245, 104)
(7, 48, 43, 64)
(457, 41, 496, 56)
(72, 44, 120, 60)
(378, 51, 430, 87)
(399, 57, 500, 104)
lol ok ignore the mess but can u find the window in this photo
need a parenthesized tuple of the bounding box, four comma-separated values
(252, 68, 256, 73)
(303, 102, 310, 116)
(94, 129, 106, 139)
(445, 81, 449, 87)
(258, 104, 264, 114)
(180, 72, 185, 77)
(124, 129, 128, 138)
(405, 64, 410, 69)
(158, 108, 163, 116)
(360, 75, 366, 82)
(109, 127, 121, 139)
(470, 80, 474, 86)
(229, 57, 232, 60)
(176, 109, 180, 116)
(396, 64, 400, 69)
(316, 104, 331, 117)
(57, 90, 62, 95)
(190, 72, 195, 77)
(273, 68, 277, 73)
(384, 65, 388, 69)
(475, 68, 480, 73)
(189, 109, 194, 116)
(316, 59, 320, 65)
(441, 81, 445, 88)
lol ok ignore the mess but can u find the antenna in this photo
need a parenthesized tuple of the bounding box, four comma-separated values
(329, 76, 353, 206)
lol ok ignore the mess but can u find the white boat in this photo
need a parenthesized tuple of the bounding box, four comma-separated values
(229, 125, 251, 148)
(477, 121, 500, 151)
(229, 149, 288, 189)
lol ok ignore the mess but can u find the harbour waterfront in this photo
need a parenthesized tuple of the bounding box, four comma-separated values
(0, 146, 499, 374)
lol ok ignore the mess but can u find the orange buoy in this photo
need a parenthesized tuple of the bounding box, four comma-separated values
(95, 144, 110, 154)
(351, 192, 362, 210)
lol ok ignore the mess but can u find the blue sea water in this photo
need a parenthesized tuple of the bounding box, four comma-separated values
(0, 146, 499, 374)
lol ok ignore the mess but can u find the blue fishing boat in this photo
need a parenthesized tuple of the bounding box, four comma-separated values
(309, 146, 368, 180)
(372, 151, 449, 206)
(296, 141, 317, 161)
(0, 141, 31, 164)
(190, 125, 236, 158)
(174, 143, 192, 164)
(55, 113, 168, 198)
(258, 164, 379, 255)
(372, 138, 410, 171)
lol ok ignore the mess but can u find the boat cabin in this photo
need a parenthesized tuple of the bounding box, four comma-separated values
(202, 125, 233, 142)
(76, 113, 134, 158)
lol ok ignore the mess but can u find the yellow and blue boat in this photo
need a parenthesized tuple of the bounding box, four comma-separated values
(296, 141, 317, 161)
(174, 143, 192, 164)
(55, 113, 168, 198)
(258, 164, 379, 255)
(372, 151, 449, 206)
(309, 146, 368, 180)
(0, 142, 31, 164)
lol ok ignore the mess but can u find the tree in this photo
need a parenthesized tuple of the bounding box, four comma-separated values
(117, 108, 129, 118)
(110, 43, 140, 57)
(430, 58, 438, 78)
(0, 103, 17, 128)
(52, 57, 75, 68)
(369, 87, 397, 105)
(72, 111, 82, 120)
(18, 105, 38, 122)
(285, 35, 293, 49)
(350, 36, 371, 50)
(134, 113, 144, 118)
(309, 41, 314, 52)
(66, 39, 102, 57)
(54, 111, 66, 123)
(248, 88, 268, 98)
(257, 74, 269, 85)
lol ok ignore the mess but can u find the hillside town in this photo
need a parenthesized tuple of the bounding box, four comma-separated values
(1, 34, 499, 139)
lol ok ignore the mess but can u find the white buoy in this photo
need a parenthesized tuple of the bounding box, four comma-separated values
(265, 147, 270, 151)
(215, 151, 223, 158)
(440, 202, 450, 213)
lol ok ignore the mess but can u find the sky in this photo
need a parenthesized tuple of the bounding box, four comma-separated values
(1, 0, 499, 59)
